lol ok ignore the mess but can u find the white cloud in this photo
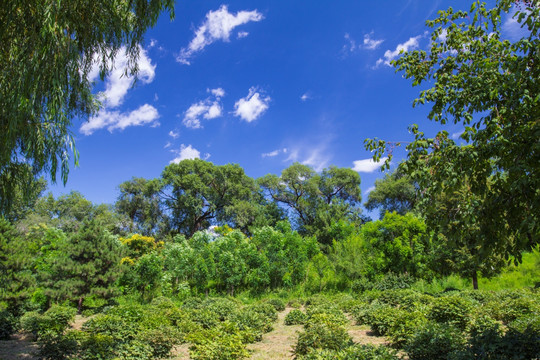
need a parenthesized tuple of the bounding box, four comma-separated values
(209, 87, 225, 98)
(170, 144, 201, 163)
(376, 35, 422, 67)
(81, 47, 158, 135)
(352, 157, 388, 173)
(300, 93, 311, 101)
(262, 148, 287, 158)
(363, 33, 384, 50)
(80, 104, 159, 135)
(168, 130, 179, 139)
(93, 47, 156, 108)
(343, 32, 384, 54)
(177, 5, 263, 64)
(164, 141, 172, 149)
(183, 89, 225, 128)
(234, 87, 270, 122)
(237, 31, 249, 39)
(502, 10, 530, 41)
(284, 144, 330, 172)
(451, 130, 464, 140)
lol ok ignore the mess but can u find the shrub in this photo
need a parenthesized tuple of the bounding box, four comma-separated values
(294, 321, 353, 357)
(405, 323, 465, 360)
(20, 305, 76, 338)
(187, 329, 249, 360)
(305, 304, 348, 327)
(37, 330, 81, 360)
(137, 326, 181, 358)
(285, 309, 307, 325)
(0, 309, 15, 340)
(266, 298, 286, 311)
(427, 295, 472, 330)
(373, 272, 414, 291)
(298, 344, 399, 360)
(351, 277, 374, 293)
(288, 299, 303, 308)
(249, 303, 278, 322)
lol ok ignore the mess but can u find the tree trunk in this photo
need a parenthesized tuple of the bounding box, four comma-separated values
(472, 270, 478, 290)
(78, 297, 84, 314)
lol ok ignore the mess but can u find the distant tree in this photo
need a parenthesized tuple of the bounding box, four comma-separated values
(259, 163, 363, 247)
(0, 169, 47, 222)
(116, 177, 165, 236)
(159, 159, 259, 236)
(0, 0, 175, 215)
(364, 170, 416, 218)
(39, 220, 124, 312)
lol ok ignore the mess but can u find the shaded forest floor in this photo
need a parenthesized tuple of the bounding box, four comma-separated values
(0, 310, 387, 360)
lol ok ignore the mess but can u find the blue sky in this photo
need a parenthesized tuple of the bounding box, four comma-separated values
(49, 0, 520, 217)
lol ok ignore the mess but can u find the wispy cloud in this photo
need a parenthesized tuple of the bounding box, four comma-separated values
(376, 35, 422, 67)
(502, 9, 530, 41)
(183, 88, 225, 129)
(177, 5, 263, 65)
(363, 33, 384, 50)
(262, 148, 287, 158)
(364, 186, 376, 195)
(352, 157, 388, 172)
(81, 47, 159, 135)
(234, 87, 270, 122)
(300, 92, 311, 101)
(169, 130, 180, 139)
(343, 32, 384, 54)
(285, 143, 331, 172)
(237, 31, 249, 39)
(80, 104, 159, 135)
(170, 144, 201, 163)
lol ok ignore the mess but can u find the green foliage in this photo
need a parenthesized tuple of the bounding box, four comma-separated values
(259, 163, 363, 246)
(294, 320, 353, 357)
(360, 212, 431, 278)
(187, 328, 249, 360)
(265, 298, 286, 311)
(0, 0, 175, 217)
(405, 323, 466, 360)
(0, 309, 16, 340)
(427, 295, 473, 330)
(285, 309, 307, 325)
(365, 170, 417, 218)
(38, 220, 124, 311)
(20, 304, 76, 338)
(160, 159, 260, 236)
(367, 0, 540, 288)
(297, 344, 399, 360)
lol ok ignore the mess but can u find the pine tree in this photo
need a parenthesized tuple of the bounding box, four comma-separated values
(40, 219, 124, 312)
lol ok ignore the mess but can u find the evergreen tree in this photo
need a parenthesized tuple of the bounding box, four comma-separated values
(39, 220, 124, 312)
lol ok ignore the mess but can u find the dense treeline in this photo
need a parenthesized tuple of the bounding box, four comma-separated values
(1, 158, 535, 319)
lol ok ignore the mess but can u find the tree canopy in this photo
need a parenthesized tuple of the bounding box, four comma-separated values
(366, 0, 539, 265)
(0, 0, 174, 216)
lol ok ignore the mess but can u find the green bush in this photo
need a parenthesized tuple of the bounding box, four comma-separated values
(137, 326, 181, 358)
(306, 304, 348, 327)
(36, 330, 81, 360)
(405, 323, 465, 360)
(202, 297, 239, 321)
(427, 295, 473, 330)
(249, 302, 278, 322)
(298, 344, 399, 360)
(231, 308, 273, 335)
(373, 272, 414, 291)
(351, 277, 374, 293)
(294, 322, 352, 356)
(20, 305, 76, 338)
(266, 298, 286, 311)
(187, 328, 249, 360)
(284, 309, 307, 325)
(0, 309, 16, 340)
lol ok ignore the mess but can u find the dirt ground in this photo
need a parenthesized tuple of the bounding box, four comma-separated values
(0, 333, 38, 360)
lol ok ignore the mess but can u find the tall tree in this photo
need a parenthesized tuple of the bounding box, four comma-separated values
(0, 0, 174, 215)
(159, 159, 259, 236)
(365, 1, 539, 267)
(259, 163, 362, 247)
(364, 170, 417, 218)
(116, 177, 165, 235)
(39, 219, 124, 312)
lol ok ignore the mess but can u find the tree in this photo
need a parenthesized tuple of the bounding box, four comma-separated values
(258, 163, 363, 247)
(159, 159, 259, 236)
(365, 0, 539, 271)
(364, 170, 417, 218)
(39, 219, 124, 312)
(0, 0, 174, 215)
(0, 168, 47, 222)
(116, 177, 165, 236)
